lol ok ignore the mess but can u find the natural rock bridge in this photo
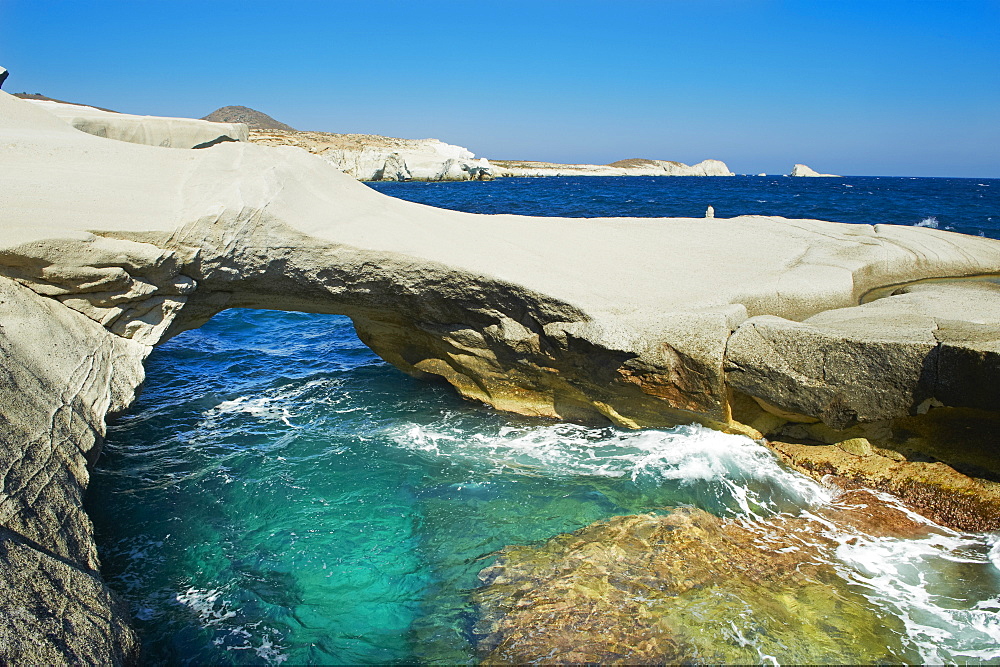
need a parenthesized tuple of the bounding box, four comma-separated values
(2, 90, 1000, 662)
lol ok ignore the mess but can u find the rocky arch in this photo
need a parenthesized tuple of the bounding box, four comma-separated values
(4, 90, 1000, 662)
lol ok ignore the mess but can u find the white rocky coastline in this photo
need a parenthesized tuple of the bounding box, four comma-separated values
(3, 85, 1000, 663)
(249, 129, 494, 181)
(491, 157, 734, 177)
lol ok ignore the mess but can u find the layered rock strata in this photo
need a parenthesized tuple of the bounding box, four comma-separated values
(4, 88, 1000, 659)
(25, 98, 248, 148)
(249, 128, 493, 181)
(491, 157, 734, 177)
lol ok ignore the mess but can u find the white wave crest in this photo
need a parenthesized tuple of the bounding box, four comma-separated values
(914, 216, 939, 228)
(176, 587, 288, 663)
(175, 587, 237, 626)
(387, 421, 831, 515)
(835, 533, 1000, 663)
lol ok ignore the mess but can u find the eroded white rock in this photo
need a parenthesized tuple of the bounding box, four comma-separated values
(250, 129, 493, 181)
(26, 98, 248, 148)
(789, 163, 840, 177)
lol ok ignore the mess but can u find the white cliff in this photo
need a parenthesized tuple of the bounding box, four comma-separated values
(250, 129, 493, 181)
(25, 98, 248, 148)
(491, 157, 734, 177)
(789, 163, 840, 177)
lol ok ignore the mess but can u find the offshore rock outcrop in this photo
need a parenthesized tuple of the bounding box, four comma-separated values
(249, 128, 493, 181)
(790, 162, 840, 177)
(4, 87, 1000, 660)
(491, 157, 734, 177)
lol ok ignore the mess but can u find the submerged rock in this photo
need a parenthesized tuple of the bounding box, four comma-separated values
(765, 439, 1000, 532)
(473, 508, 914, 665)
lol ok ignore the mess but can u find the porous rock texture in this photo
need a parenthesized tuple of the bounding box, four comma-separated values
(4, 87, 1000, 660)
(491, 157, 734, 177)
(25, 98, 249, 148)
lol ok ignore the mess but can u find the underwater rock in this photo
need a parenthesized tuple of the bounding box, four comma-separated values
(766, 439, 1000, 532)
(473, 508, 914, 665)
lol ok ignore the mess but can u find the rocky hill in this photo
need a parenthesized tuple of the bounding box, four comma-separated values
(201, 105, 295, 131)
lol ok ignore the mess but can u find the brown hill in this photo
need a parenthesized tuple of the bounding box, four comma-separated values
(201, 106, 295, 131)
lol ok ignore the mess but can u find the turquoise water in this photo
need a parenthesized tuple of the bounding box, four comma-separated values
(87, 177, 1000, 664)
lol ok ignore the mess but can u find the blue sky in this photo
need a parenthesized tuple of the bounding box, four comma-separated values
(2, 0, 998, 177)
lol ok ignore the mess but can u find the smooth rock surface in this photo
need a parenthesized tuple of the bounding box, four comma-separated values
(26, 98, 249, 148)
(249, 128, 493, 180)
(726, 281, 1000, 430)
(790, 162, 840, 177)
(491, 157, 733, 177)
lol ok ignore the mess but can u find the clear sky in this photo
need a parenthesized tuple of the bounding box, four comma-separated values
(2, 0, 998, 177)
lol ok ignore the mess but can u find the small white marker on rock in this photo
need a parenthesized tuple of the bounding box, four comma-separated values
(705, 205, 715, 219)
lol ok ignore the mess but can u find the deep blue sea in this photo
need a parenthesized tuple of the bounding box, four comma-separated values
(88, 176, 1000, 665)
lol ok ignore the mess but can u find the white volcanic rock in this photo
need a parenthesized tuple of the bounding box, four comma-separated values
(4, 89, 1000, 660)
(26, 98, 248, 148)
(727, 281, 1000, 429)
(250, 129, 493, 181)
(789, 163, 840, 177)
(491, 158, 734, 177)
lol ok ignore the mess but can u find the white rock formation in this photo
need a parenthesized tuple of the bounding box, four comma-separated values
(250, 129, 493, 181)
(26, 98, 248, 148)
(491, 158, 734, 177)
(4, 88, 1000, 661)
(789, 163, 840, 177)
